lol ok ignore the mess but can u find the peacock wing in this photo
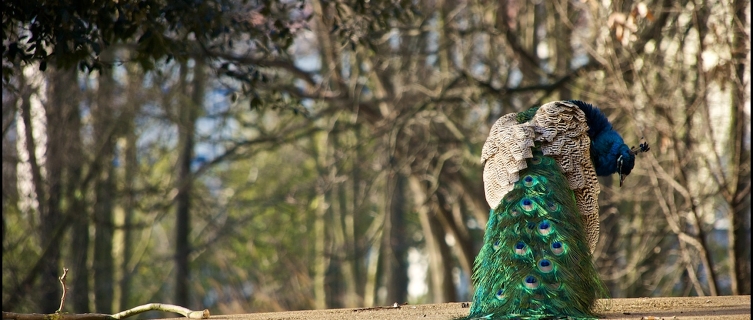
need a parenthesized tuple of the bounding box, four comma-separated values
(481, 113, 535, 210)
(530, 101, 601, 253)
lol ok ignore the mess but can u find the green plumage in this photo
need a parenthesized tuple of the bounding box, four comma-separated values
(467, 149, 607, 319)
(515, 106, 540, 123)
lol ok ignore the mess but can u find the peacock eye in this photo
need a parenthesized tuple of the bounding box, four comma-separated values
(617, 155, 626, 187)
(617, 155, 623, 173)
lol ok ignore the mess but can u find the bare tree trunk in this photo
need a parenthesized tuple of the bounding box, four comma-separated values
(324, 135, 345, 309)
(434, 186, 474, 280)
(554, 0, 573, 100)
(49, 67, 90, 313)
(328, 184, 347, 309)
(345, 184, 362, 307)
(331, 135, 359, 308)
(68, 147, 89, 313)
(93, 68, 117, 314)
(382, 173, 409, 305)
(362, 216, 383, 307)
(728, 0, 751, 295)
(311, 127, 331, 309)
(532, 0, 546, 82)
(495, 0, 541, 81)
(311, 187, 327, 310)
(690, 2, 719, 296)
(175, 60, 203, 307)
(409, 175, 457, 303)
(174, 61, 190, 307)
(120, 81, 140, 308)
(93, 155, 115, 314)
(19, 71, 60, 312)
(45, 87, 64, 311)
(350, 128, 365, 305)
(42, 69, 67, 313)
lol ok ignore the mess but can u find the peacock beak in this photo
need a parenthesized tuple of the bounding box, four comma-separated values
(619, 172, 626, 187)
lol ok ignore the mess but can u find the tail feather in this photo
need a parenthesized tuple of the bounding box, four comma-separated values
(468, 151, 607, 320)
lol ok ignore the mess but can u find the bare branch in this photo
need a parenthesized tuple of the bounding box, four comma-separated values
(57, 268, 69, 313)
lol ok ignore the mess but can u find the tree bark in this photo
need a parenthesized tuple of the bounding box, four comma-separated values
(40, 70, 63, 313)
(383, 173, 409, 305)
(728, 0, 751, 295)
(120, 79, 140, 309)
(47, 67, 90, 313)
(554, 0, 573, 100)
(175, 60, 203, 307)
(409, 175, 457, 303)
(310, 124, 332, 309)
(93, 68, 117, 314)
(330, 135, 360, 308)
(68, 194, 90, 313)
(19, 69, 61, 312)
(349, 127, 365, 305)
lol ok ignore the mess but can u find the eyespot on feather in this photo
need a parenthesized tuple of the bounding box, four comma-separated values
(538, 259, 554, 273)
(521, 198, 535, 211)
(551, 241, 564, 255)
(538, 220, 552, 236)
(524, 276, 539, 289)
(523, 175, 534, 187)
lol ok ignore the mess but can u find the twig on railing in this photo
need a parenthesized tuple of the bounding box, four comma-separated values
(57, 268, 69, 313)
(110, 303, 209, 319)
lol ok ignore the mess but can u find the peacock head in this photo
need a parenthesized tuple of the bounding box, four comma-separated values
(615, 145, 635, 187)
(593, 132, 650, 186)
(617, 139, 650, 187)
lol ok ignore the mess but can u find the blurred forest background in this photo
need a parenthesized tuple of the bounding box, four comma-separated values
(2, 0, 750, 316)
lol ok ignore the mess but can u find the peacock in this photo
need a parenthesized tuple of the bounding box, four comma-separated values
(467, 100, 649, 319)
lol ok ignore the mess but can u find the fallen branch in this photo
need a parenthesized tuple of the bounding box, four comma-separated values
(3, 303, 210, 320)
(111, 303, 209, 319)
(57, 268, 69, 313)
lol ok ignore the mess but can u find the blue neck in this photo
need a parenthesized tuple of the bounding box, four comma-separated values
(568, 100, 633, 176)
(591, 131, 624, 175)
(569, 100, 612, 139)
